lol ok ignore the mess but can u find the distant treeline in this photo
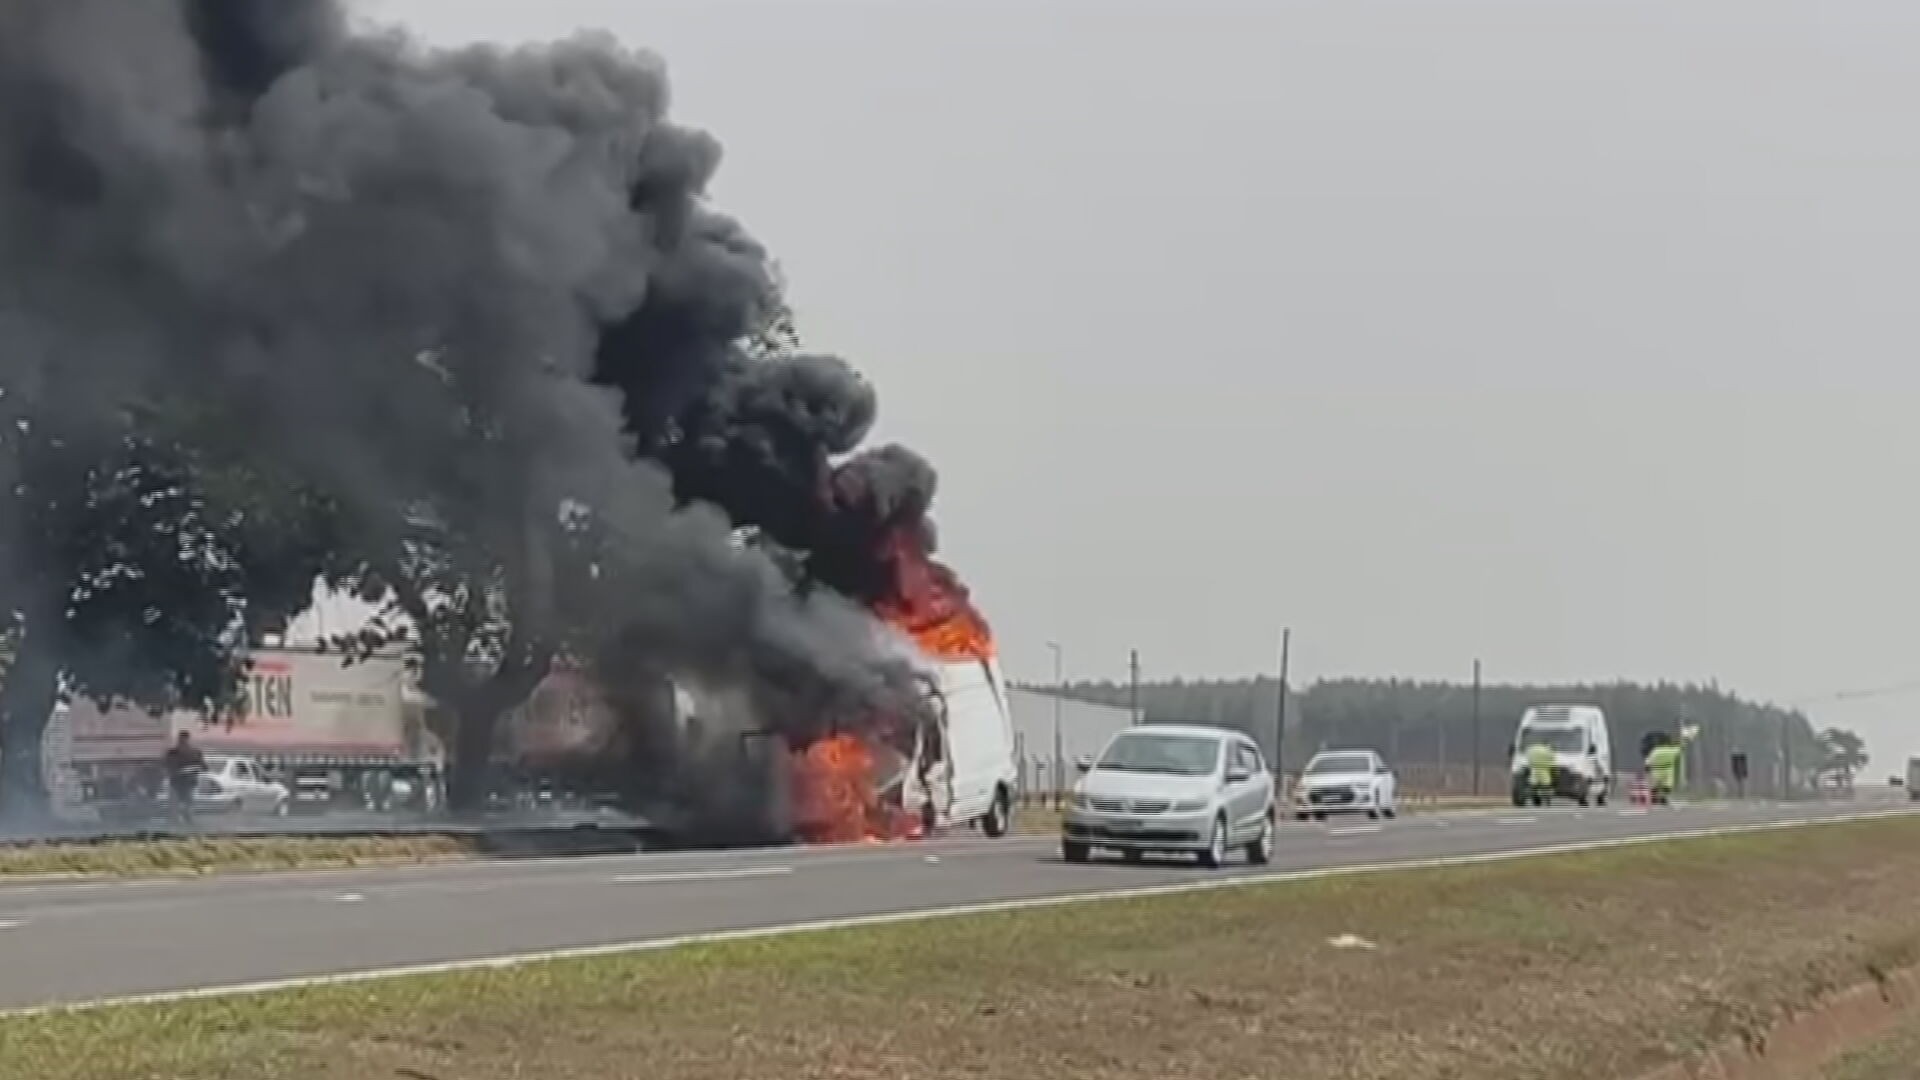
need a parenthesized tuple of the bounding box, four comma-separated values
(1058, 677, 1826, 789)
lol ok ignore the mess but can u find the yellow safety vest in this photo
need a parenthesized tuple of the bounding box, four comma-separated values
(1526, 743, 1556, 785)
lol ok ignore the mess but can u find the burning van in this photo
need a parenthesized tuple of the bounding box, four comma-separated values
(886, 642, 1018, 840)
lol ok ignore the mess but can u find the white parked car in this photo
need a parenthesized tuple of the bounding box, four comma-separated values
(195, 756, 290, 816)
(1062, 724, 1275, 869)
(1293, 749, 1398, 821)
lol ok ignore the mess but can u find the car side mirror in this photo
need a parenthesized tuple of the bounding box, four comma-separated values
(1588, 744, 1598, 755)
(1074, 756, 1092, 774)
(1226, 766, 1251, 783)
(1506, 742, 1516, 756)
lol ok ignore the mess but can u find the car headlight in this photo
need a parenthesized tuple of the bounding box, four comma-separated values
(1171, 798, 1209, 813)
(1067, 791, 1091, 810)
(1352, 785, 1373, 798)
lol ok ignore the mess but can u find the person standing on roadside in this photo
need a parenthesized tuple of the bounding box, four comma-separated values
(1525, 740, 1557, 806)
(163, 731, 205, 825)
(1645, 739, 1682, 805)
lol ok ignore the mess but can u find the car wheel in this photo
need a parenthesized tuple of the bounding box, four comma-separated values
(1383, 804, 1397, 820)
(1121, 848, 1145, 863)
(980, 786, 1010, 838)
(1294, 811, 1310, 822)
(1198, 816, 1228, 869)
(1366, 808, 1380, 820)
(1596, 786, 1610, 807)
(1245, 815, 1273, 865)
(1314, 811, 1327, 822)
(1062, 840, 1090, 864)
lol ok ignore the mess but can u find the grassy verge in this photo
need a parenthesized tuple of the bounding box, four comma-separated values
(0, 834, 477, 878)
(6, 816, 1920, 1079)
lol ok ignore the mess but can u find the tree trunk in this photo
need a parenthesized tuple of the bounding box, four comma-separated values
(440, 651, 555, 818)
(0, 629, 63, 827)
(446, 693, 507, 817)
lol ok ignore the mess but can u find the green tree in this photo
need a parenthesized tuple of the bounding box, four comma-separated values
(1819, 727, 1869, 787)
(0, 407, 340, 821)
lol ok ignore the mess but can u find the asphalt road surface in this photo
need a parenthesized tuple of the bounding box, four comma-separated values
(0, 798, 1911, 1013)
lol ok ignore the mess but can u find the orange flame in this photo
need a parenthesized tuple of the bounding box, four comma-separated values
(871, 527, 995, 662)
(788, 732, 921, 844)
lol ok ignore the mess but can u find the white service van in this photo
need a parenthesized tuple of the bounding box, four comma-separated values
(900, 654, 1018, 837)
(1508, 704, 1613, 807)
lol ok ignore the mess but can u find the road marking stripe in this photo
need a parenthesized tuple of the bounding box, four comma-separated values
(612, 867, 793, 885)
(1327, 825, 1382, 837)
(5, 807, 1912, 1020)
(0, 919, 21, 931)
(1496, 816, 1538, 825)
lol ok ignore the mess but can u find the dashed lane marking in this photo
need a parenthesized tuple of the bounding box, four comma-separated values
(612, 867, 794, 885)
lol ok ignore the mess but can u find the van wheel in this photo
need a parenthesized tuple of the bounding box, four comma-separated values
(1062, 840, 1090, 863)
(980, 787, 1010, 838)
(1595, 786, 1609, 807)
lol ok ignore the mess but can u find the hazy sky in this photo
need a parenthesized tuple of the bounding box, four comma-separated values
(352, 0, 1920, 769)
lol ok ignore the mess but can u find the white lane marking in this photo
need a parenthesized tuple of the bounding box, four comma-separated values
(0, 919, 22, 931)
(1327, 825, 1382, 837)
(1617, 809, 1649, 817)
(332, 893, 365, 904)
(612, 867, 793, 885)
(1495, 816, 1538, 825)
(9, 806, 1914, 1020)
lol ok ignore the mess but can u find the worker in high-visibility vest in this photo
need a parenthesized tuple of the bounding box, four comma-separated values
(1525, 741, 1557, 806)
(1646, 742, 1683, 804)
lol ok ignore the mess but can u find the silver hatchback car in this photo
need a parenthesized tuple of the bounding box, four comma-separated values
(1062, 724, 1276, 869)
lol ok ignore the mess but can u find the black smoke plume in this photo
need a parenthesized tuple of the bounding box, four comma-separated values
(0, 0, 939, 828)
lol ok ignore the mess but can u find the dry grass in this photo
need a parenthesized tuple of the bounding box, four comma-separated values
(0, 834, 476, 878)
(5, 816, 1920, 1079)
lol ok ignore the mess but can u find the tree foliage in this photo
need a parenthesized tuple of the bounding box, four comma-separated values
(1062, 675, 1840, 792)
(0, 403, 340, 819)
(1819, 726, 1869, 786)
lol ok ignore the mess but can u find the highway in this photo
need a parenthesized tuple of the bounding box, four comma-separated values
(0, 798, 1910, 1014)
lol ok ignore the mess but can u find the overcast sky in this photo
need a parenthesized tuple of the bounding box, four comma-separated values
(351, 0, 1920, 769)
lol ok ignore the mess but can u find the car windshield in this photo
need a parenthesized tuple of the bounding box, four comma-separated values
(1521, 726, 1586, 753)
(1095, 733, 1220, 776)
(1306, 753, 1372, 775)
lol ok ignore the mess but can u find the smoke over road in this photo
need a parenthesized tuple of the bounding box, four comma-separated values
(0, 0, 970, 831)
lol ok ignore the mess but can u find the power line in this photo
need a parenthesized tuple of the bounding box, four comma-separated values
(1788, 679, 1920, 708)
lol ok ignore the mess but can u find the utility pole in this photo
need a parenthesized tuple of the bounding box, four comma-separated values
(1274, 628, 1291, 785)
(1471, 659, 1482, 796)
(1047, 641, 1064, 808)
(1128, 649, 1140, 725)
(1781, 710, 1792, 801)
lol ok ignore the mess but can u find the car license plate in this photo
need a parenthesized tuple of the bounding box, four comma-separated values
(1108, 818, 1142, 832)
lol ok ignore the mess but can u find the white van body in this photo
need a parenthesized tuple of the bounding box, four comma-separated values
(1508, 704, 1613, 806)
(901, 654, 1018, 836)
